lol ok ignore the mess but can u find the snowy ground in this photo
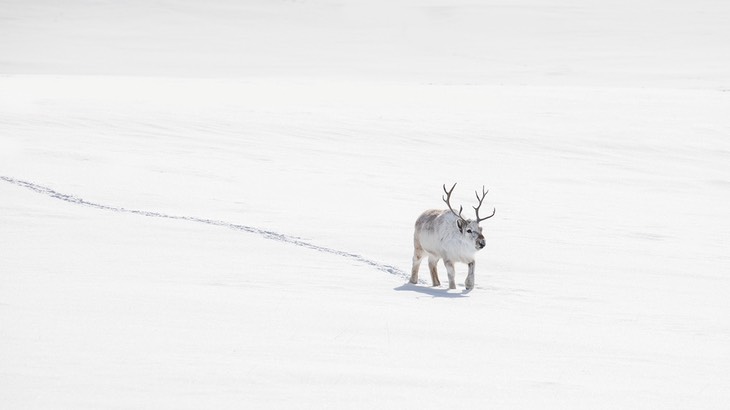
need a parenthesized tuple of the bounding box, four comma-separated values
(2, 1, 730, 409)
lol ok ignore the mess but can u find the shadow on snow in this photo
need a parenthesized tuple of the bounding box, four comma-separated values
(394, 282, 471, 298)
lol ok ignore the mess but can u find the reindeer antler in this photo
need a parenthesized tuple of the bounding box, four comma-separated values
(442, 183, 466, 221)
(473, 185, 496, 222)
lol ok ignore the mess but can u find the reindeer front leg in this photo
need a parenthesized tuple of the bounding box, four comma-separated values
(465, 261, 475, 290)
(444, 260, 457, 289)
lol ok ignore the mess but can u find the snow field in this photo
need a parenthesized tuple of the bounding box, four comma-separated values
(2, 76, 729, 409)
(2, 0, 730, 408)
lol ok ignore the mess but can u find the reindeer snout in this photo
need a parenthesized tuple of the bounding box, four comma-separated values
(477, 236, 486, 249)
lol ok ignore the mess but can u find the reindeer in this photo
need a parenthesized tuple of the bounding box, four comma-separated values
(410, 183, 495, 290)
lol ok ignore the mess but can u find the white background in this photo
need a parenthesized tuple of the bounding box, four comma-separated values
(1, 1, 729, 408)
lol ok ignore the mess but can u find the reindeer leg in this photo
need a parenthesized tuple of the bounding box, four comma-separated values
(410, 247, 424, 284)
(444, 260, 457, 289)
(465, 261, 475, 290)
(428, 256, 441, 287)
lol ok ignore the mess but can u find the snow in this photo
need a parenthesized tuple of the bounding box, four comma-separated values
(1, 1, 730, 409)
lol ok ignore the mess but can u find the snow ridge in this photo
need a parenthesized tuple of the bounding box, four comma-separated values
(0, 175, 408, 280)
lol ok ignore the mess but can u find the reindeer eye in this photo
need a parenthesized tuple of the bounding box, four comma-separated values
(466, 229, 472, 233)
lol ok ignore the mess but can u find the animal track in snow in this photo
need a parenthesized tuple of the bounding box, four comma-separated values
(1, 175, 409, 281)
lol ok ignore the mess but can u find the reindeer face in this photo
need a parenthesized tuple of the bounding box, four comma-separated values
(458, 219, 486, 250)
(443, 183, 494, 251)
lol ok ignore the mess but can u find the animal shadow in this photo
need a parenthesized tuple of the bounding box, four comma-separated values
(394, 282, 471, 298)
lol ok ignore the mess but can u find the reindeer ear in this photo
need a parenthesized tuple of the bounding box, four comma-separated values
(457, 219, 465, 233)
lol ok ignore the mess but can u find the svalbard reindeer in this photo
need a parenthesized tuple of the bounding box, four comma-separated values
(410, 183, 495, 290)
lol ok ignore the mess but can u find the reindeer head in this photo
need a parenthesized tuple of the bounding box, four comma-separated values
(443, 183, 495, 250)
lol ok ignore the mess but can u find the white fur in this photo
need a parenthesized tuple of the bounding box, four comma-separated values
(410, 209, 486, 290)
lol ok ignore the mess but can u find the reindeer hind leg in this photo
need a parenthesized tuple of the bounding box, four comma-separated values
(428, 256, 441, 287)
(410, 245, 425, 284)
